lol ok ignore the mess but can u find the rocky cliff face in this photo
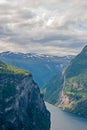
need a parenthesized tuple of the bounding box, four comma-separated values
(0, 61, 50, 130)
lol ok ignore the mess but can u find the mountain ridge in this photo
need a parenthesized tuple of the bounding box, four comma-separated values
(41, 45, 87, 118)
(58, 45, 87, 118)
(0, 51, 74, 87)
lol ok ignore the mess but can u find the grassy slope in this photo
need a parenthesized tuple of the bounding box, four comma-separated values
(0, 61, 30, 76)
(0, 61, 30, 101)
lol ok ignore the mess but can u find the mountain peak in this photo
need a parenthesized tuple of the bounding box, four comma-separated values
(84, 45, 87, 48)
(82, 45, 87, 52)
(79, 45, 87, 56)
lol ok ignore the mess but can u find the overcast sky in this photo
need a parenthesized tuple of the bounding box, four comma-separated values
(0, 0, 87, 56)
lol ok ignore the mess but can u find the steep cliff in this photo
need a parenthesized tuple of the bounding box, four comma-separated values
(59, 46, 87, 118)
(0, 61, 50, 130)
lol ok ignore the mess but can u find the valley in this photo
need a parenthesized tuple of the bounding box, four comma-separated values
(0, 52, 73, 87)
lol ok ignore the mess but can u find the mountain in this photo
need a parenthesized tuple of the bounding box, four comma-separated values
(59, 46, 87, 118)
(0, 61, 50, 130)
(0, 51, 74, 87)
(41, 73, 64, 105)
(41, 46, 87, 118)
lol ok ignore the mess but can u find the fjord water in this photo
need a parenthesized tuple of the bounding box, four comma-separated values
(46, 103, 87, 130)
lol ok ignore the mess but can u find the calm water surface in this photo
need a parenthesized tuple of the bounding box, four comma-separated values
(46, 102, 87, 130)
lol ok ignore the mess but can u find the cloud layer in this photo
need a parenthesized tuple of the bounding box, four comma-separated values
(0, 0, 87, 55)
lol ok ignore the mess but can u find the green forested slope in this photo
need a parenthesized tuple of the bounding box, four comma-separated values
(59, 46, 87, 118)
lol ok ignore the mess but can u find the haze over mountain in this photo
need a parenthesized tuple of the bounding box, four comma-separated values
(0, 51, 73, 87)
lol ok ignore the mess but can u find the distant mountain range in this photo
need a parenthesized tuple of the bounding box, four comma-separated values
(0, 51, 74, 87)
